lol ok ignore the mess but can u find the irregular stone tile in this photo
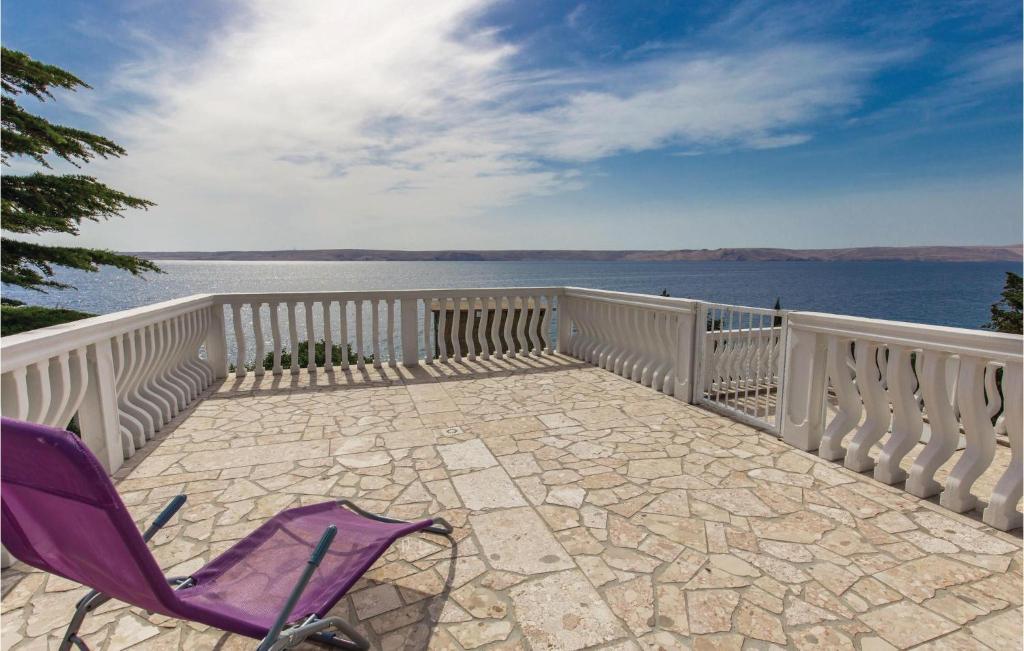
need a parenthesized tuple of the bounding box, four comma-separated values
(447, 620, 513, 648)
(437, 439, 498, 470)
(604, 576, 655, 635)
(471, 507, 573, 574)
(627, 458, 682, 480)
(498, 452, 542, 478)
(790, 625, 854, 650)
(687, 589, 739, 634)
(351, 583, 404, 620)
(734, 601, 786, 645)
(858, 601, 958, 648)
(451, 467, 527, 510)
(509, 570, 627, 650)
(655, 583, 689, 635)
(179, 440, 330, 472)
(547, 485, 586, 508)
(875, 556, 990, 603)
(749, 510, 834, 543)
(911, 511, 1018, 555)
(967, 607, 1023, 650)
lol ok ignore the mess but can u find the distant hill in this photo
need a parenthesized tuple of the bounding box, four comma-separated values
(130, 244, 1023, 263)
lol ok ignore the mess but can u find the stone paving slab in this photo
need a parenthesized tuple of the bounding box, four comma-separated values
(1, 355, 1021, 650)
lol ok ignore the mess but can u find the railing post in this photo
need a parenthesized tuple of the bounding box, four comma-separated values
(779, 317, 828, 450)
(556, 295, 572, 354)
(675, 305, 698, 403)
(77, 339, 124, 473)
(400, 298, 420, 366)
(205, 304, 229, 379)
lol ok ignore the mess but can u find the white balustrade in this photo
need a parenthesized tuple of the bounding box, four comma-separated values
(214, 288, 562, 374)
(1, 295, 217, 473)
(781, 312, 1023, 530)
(560, 288, 697, 399)
(3, 287, 1019, 533)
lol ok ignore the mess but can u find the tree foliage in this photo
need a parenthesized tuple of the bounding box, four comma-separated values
(985, 271, 1022, 334)
(1, 47, 159, 301)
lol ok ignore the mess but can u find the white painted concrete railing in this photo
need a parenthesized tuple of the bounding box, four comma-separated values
(1, 287, 1020, 531)
(0, 295, 218, 473)
(780, 312, 1023, 531)
(214, 288, 562, 377)
(559, 288, 697, 399)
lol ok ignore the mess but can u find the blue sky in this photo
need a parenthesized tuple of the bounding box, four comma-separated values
(3, 0, 1021, 250)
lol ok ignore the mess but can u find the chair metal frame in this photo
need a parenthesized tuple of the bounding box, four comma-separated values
(54, 496, 453, 651)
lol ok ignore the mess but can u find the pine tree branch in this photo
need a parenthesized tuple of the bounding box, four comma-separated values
(2, 173, 155, 234)
(1, 48, 87, 100)
(1, 238, 162, 291)
(1, 97, 126, 167)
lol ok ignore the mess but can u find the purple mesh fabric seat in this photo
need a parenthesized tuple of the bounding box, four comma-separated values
(1, 418, 451, 650)
(179, 503, 430, 638)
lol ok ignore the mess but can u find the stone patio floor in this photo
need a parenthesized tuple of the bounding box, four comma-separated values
(2, 354, 1021, 650)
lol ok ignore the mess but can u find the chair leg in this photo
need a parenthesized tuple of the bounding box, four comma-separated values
(58, 590, 107, 651)
(261, 616, 369, 651)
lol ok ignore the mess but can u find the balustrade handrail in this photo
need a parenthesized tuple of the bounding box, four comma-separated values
(0, 294, 216, 373)
(562, 287, 698, 313)
(789, 311, 1023, 362)
(213, 287, 565, 304)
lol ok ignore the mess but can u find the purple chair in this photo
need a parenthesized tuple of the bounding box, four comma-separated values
(0, 418, 452, 650)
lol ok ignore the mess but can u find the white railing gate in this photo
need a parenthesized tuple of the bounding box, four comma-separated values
(694, 302, 788, 434)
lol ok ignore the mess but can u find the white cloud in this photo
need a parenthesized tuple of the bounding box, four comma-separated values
(51, 0, 904, 249)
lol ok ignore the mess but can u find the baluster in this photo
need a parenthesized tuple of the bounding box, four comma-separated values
(941, 355, 996, 512)
(437, 298, 449, 362)
(232, 303, 247, 378)
(984, 362, 1003, 423)
(370, 298, 382, 366)
(475, 297, 488, 361)
(524, 295, 539, 356)
(464, 297, 476, 361)
(611, 303, 628, 375)
(55, 348, 89, 429)
(1, 367, 30, 419)
(339, 300, 351, 370)
(907, 350, 959, 498)
(302, 302, 315, 374)
(503, 296, 517, 358)
(876, 345, 924, 484)
(148, 322, 180, 417)
(288, 302, 300, 374)
(518, 296, 530, 358)
(42, 352, 70, 427)
(422, 298, 433, 365)
(323, 301, 334, 372)
(23, 360, 52, 424)
(753, 313, 766, 418)
(251, 303, 265, 376)
(387, 299, 397, 367)
(844, 341, 892, 471)
(451, 298, 463, 363)
(354, 299, 366, 369)
(125, 329, 158, 438)
(120, 330, 154, 443)
(542, 294, 555, 354)
(490, 296, 503, 359)
(110, 335, 141, 454)
(173, 314, 202, 396)
(819, 337, 861, 460)
(161, 319, 189, 408)
(270, 302, 283, 375)
(984, 361, 1022, 530)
